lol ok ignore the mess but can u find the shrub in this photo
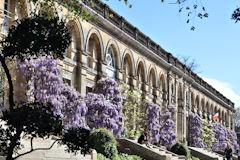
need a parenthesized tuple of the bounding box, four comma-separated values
(89, 128, 118, 158)
(97, 153, 110, 160)
(98, 153, 142, 160)
(118, 153, 142, 160)
(170, 142, 191, 159)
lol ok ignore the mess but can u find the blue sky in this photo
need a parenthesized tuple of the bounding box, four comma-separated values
(104, 0, 240, 107)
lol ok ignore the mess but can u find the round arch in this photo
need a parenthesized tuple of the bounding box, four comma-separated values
(122, 49, 135, 76)
(66, 19, 84, 51)
(136, 57, 147, 82)
(122, 51, 135, 85)
(147, 65, 158, 84)
(136, 60, 146, 91)
(159, 73, 167, 92)
(85, 27, 104, 61)
(104, 39, 121, 70)
(66, 20, 84, 60)
(148, 67, 157, 95)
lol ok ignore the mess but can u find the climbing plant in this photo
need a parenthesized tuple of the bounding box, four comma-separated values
(202, 119, 215, 150)
(189, 113, 204, 148)
(121, 86, 145, 139)
(159, 104, 177, 148)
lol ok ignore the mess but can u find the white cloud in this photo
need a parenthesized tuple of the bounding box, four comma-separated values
(202, 77, 240, 108)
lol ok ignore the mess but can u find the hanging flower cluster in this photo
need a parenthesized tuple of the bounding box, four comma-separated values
(159, 104, 177, 148)
(226, 129, 239, 152)
(85, 78, 124, 137)
(212, 122, 228, 151)
(189, 113, 204, 148)
(18, 56, 87, 129)
(212, 122, 239, 152)
(146, 102, 161, 144)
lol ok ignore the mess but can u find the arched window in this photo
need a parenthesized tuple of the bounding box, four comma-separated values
(123, 61, 130, 83)
(106, 46, 115, 78)
(71, 30, 77, 53)
(66, 27, 77, 59)
(87, 37, 95, 68)
(149, 69, 156, 95)
(123, 54, 133, 85)
(137, 62, 145, 91)
(87, 35, 102, 74)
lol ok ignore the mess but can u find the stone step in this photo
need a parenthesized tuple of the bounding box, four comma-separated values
(189, 147, 224, 160)
(117, 139, 184, 160)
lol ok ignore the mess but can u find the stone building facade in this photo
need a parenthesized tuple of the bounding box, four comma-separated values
(0, 0, 235, 144)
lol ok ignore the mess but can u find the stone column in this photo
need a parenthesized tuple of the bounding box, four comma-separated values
(162, 91, 168, 107)
(80, 51, 88, 96)
(100, 60, 107, 78)
(183, 82, 187, 144)
(232, 114, 235, 131)
(229, 113, 232, 130)
(167, 71, 173, 105)
(189, 87, 192, 113)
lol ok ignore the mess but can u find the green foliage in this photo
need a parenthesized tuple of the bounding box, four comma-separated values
(98, 153, 111, 160)
(121, 85, 146, 139)
(202, 119, 215, 150)
(98, 153, 142, 160)
(1, 15, 70, 61)
(89, 128, 118, 158)
(0, 102, 63, 158)
(118, 153, 142, 160)
(170, 142, 191, 159)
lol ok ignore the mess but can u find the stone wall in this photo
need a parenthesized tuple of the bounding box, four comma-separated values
(0, 0, 236, 145)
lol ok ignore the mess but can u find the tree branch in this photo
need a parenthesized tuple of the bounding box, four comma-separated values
(13, 139, 62, 160)
(30, 137, 33, 150)
(0, 55, 14, 111)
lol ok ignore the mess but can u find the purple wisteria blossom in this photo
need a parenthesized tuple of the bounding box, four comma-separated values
(85, 78, 124, 137)
(189, 113, 204, 148)
(226, 129, 239, 152)
(212, 122, 239, 152)
(159, 104, 177, 148)
(212, 122, 228, 151)
(146, 102, 161, 144)
(18, 56, 87, 129)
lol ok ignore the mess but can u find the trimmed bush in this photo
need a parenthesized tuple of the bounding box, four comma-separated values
(89, 128, 118, 158)
(170, 142, 191, 159)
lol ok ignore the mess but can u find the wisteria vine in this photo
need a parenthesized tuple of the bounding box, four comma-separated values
(189, 113, 204, 148)
(159, 104, 177, 148)
(85, 78, 124, 137)
(212, 122, 239, 152)
(18, 56, 87, 129)
(146, 102, 161, 144)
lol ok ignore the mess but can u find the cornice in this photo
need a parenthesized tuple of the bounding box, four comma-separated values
(74, 0, 234, 110)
